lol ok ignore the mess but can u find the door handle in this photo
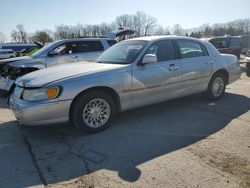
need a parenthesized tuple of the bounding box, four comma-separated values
(206, 61, 213, 65)
(168, 64, 179, 71)
(71, 55, 78, 58)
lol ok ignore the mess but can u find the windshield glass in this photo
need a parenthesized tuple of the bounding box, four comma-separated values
(31, 41, 58, 57)
(96, 40, 148, 64)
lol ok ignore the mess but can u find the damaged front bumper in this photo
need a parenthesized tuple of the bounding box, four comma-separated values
(0, 64, 25, 92)
(0, 76, 15, 91)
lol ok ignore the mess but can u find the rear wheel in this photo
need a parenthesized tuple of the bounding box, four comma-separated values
(206, 73, 226, 100)
(71, 91, 116, 133)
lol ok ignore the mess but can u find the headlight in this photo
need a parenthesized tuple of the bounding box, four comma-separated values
(22, 87, 60, 101)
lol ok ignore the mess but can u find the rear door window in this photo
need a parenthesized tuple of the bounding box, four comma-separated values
(71, 41, 104, 53)
(177, 40, 208, 58)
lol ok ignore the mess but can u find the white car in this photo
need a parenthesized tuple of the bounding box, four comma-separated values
(0, 49, 16, 59)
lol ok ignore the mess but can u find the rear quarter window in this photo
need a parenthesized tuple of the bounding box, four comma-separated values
(72, 41, 104, 53)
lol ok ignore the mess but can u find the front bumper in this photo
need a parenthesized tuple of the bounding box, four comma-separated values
(0, 76, 14, 91)
(9, 95, 72, 126)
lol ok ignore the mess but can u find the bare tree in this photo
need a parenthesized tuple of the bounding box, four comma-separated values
(30, 31, 53, 45)
(11, 24, 28, 43)
(115, 14, 133, 29)
(172, 24, 183, 35)
(144, 16, 157, 36)
(54, 24, 71, 40)
(153, 26, 171, 35)
(199, 23, 212, 36)
(132, 11, 146, 37)
(99, 22, 113, 36)
(153, 25, 165, 35)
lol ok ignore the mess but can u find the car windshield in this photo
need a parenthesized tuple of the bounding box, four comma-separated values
(96, 40, 148, 64)
(31, 41, 58, 57)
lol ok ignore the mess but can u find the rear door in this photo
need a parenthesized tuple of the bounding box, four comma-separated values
(176, 39, 214, 96)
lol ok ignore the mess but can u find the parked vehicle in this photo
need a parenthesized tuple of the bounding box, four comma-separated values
(0, 49, 16, 59)
(245, 50, 250, 76)
(0, 38, 116, 93)
(202, 36, 241, 59)
(10, 36, 242, 133)
(0, 43, 40, 56)
(240, 35, 250, 55)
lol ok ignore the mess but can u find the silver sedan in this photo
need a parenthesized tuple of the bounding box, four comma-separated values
(10, 36, 242, 133)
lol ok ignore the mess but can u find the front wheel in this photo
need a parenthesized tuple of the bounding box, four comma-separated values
(71, 91, 116, 133)
(205, 73, 226, 100)
(246, 62, 250, 77)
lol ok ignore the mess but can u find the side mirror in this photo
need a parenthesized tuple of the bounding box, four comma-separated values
(141, 54, 157, 65)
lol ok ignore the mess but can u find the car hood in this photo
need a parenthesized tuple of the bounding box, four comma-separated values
(17, 62, 127, 87)
(0, 56, 32, 65)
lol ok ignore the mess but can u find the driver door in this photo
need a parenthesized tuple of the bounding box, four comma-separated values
(131, 40, 182, 108)
(45, 42, 79, 67)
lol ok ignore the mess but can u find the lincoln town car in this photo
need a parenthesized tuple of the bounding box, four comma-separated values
(10, 36, 242, 132)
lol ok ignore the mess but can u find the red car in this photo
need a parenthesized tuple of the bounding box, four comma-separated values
(203, 36, 241, 59)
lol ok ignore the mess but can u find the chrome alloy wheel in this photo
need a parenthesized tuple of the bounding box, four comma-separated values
(212, 77, 225, 97)
(83, 99, 111, 128)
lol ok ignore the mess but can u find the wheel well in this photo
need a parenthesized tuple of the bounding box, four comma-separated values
(69, 86, 121, 121)
(213, 69, 229, 84)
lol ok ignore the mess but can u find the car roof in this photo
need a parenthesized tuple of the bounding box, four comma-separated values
(57, 38, 115, 43)
(126, 35, 203, 42)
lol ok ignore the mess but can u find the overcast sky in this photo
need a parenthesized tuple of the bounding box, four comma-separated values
(0, 0, 249, 40)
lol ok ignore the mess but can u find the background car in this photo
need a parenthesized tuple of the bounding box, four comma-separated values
(240, 35, 250, 55)
(0, 42, 40, 57)
(10, 36, 242, 133)
(202, 36, 241, 59)
(245, 49, 250, 76)
(0, 38, 117, 93)
(0, 49, 16, 59)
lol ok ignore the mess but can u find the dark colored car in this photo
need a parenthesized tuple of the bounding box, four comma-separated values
(245, 50, 250, 77)
(204, 36, 241, 59)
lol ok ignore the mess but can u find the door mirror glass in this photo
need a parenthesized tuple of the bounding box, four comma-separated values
(141, 54, 157, 64)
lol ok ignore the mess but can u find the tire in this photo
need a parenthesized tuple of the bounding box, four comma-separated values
(205, 73, 226, 100)
(246, 62, 250, 77)
(71, 90, 116, 133)
(7, 85, 15, 105)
